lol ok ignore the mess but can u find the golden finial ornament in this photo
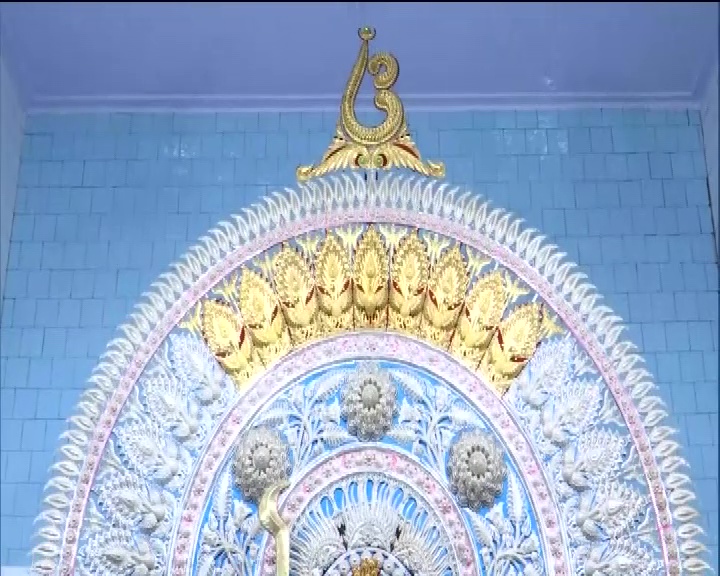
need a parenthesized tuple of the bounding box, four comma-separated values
(296, 27, 445, 181)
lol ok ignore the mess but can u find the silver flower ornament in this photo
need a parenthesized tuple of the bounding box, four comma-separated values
(447, 430, 507, 510)
(341, 362, 397, 441)
(233, 426, 291, 503)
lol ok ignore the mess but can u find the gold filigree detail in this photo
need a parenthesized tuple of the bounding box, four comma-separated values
(239, 268, 291, 365)
(353, 225, 389, 328)
(296, 27, 444, 182)
(351, 559, 381, 576)
(272, 245, 320, 345)
(200, 299, 258, 385)
(188, 226, 564, 395)
(480, 302, 563, 394)
(450, 270, 510, 369)
(316, 232, 353, 334)
(422, 245, 469, 346)
(389, 231, 430, 333)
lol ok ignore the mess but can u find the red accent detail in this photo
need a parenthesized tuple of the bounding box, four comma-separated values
(395, 143, 420, 158)
(305, 287, 316, 305)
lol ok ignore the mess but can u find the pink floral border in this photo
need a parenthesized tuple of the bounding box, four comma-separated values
(171, 334, 567, 576)
(257, 447, 477, 576)
(59, 208, 675, 575)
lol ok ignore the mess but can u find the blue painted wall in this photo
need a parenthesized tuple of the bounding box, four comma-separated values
(0, 109, 717, 568)
(0, 57, 26, 319)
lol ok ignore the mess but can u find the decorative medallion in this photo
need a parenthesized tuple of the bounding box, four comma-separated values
(341, 362, 398, 441)
(233, 427, 291, 503)
(447, 430, 507, 510)
(31, 25, 710, 576)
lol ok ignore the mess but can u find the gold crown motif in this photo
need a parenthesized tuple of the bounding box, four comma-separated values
(296, 27, 445, 182)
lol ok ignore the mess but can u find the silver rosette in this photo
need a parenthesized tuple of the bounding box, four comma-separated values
(447, 430, 507, 510)
(233, 426, 291, 502)
(341, 362, 397, 441)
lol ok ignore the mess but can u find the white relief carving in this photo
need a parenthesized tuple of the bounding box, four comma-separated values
(507, 336, 663, 575)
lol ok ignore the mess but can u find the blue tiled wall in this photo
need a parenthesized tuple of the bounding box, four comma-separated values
(0, 109, 717, 567)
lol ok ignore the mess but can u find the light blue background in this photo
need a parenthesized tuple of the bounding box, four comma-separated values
(0, 108, 717, 568)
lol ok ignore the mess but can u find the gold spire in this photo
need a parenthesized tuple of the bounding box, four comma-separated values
(296, 27, 445, 182)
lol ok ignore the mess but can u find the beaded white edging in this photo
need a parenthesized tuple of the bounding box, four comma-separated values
(30, 174, 710, 575)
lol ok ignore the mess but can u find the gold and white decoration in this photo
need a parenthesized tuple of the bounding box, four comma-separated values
(30, 26, 710, 576)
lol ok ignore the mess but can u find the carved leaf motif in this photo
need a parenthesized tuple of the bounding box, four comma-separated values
(323, 423, 352, 446)
(575, 481, 647, 541)
(562, 429, 627, 490)
(391, 370, 426, 400)
(397, 398, 419, 422)
(390, 231, 429, 316)
(312, 370, 346, 402)
(169, 333, 231, 407)
(425, 245, 469, 329)
(457, 270, 507, 348)
(506, 472, 525, 528)
(213, 469, 232, 525)
(541, 378, 601, 446)
(239, 268, 286, 346)
(254, 400, 293, 426)
(447, 404, 477, 428)
(144, 370, 200, 444)
(316, 232, 353, 316)
(201, 299, 254, 375)
(353, 225, 389, 324)
(272, 245, 318, 328)
(388, 424, 417, 444)
(469, 513, 498, 549)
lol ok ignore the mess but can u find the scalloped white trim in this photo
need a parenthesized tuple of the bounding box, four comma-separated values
(31, 173, 712, 575)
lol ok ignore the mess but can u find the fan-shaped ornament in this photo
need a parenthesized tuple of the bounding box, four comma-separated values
(32, 27, 710, 576)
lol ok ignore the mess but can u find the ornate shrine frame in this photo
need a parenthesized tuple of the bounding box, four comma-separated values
(31, 27, 710, 576)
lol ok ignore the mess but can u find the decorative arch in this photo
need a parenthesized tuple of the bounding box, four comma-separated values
(32, 27, 709, 576)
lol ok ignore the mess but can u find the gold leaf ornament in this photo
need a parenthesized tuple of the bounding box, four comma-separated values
(201, 299, 256, 382)
(424, 246, 469, 332)
(481, 302, 545, 392)
(272, 245, 319, 343)
(389, 231, 430, 332)
(449, 270, 508, 369)
(239, 268, 291, 364)
(315, 232, 353, 333)
(194, 225, 563, 396)
(353, 225, 389, 328)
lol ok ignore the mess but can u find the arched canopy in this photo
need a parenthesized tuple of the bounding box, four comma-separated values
(31, 25, 709, 576)
(32, 174, 709, 576)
